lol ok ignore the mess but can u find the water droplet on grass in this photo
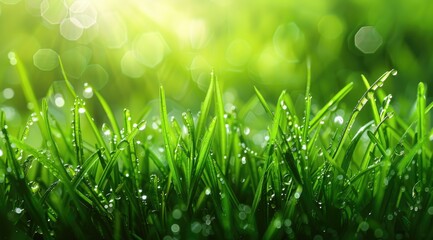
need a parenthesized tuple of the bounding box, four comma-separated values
(205, 188, 211, 195)
(83, 84, 93, 98)
(117, 140, 129, 150)
(334, 115, 344, 125)
(102, 124, 111, 136)
(137, 121, 146, 131)
(15, 207, 23, 214)
(243, 127, 250, 135)
(391, 69, 398, 76)
(54, 94, 65, 107)
(29, 181, 40, 193)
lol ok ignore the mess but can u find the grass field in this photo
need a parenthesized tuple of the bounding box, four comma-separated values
(1, 58, 432, 239)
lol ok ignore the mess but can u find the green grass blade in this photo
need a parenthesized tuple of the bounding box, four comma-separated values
(309, 82, 353, 130)
(302, 58, 312, 145)
(252, 162, 273, 213)
(190, 117, 217, 205)
(361, 74, 387, 146)
(94, 90, 121, 137)
(15, 55, 41, 115)
(159, 86, 182, 195)
(367, 131, 388, 157)
(397, 138, 426, 176)
(72, 149, 104, 188)
(417, 82, 427, 183)
(214, 77, 228, 170)
(332, 70, 394, 163)
(196, 73, 214, 143)
(341, 121, 374, 172)
(97, 122, 145, 189)
(254, 86, 273, 118)
(73, 99, 85, 165)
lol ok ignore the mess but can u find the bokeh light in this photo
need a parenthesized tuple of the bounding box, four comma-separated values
(121, 50, 146, 78)
(0, 0, 20, 5)
(33, 48, 59, 71)
(133, 32, 170, 68)
(0, 0, 432, 129)
(354, 26, 383, 54)
(40, 0, 68, 25)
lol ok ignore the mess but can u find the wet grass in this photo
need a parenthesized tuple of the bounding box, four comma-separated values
(1, 59, 432, 239)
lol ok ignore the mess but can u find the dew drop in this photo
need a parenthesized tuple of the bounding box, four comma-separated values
(117, 140, 129, 150)
(54, 94, 65, 107)
(205, 188, 211, 195)
(137, 121, 147, 131)
(29, 181, 40, 193)
(102, 123, 111, 136)
(243, 127, 250, 135)
(334, 115, 344, 125)
(83, 84, 93, 98)
(15, 207, 23, 214)
(391, 69, 398, 76)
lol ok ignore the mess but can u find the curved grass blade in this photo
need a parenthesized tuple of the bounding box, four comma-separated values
(94, 90, 121, 137)
(341, 121, 374, 172)
(417, 82, 427, 183)
(72, 149, 104, 189)
(309, 82, 353, 130)
(254, 86, 273, 118)
(303, 57, 312, 142)
(159, 86, 181, 195)
(196, 72, 214, 143)
(189, 117, 217, 205)
(397, 138, 426, 176)
(332, 70, 394, 163)
(14, 54, 40, 115)
(214, 77, 228, 171)
(97, 122, 146, 189)
(361, 75, 386, 146)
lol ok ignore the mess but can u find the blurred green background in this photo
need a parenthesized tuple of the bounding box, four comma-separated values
(1, 0, 432, 129)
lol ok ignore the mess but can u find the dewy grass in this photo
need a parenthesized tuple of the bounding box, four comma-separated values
(1, 60, 433, 239)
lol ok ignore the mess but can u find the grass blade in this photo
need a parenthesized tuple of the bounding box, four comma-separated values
(309, 82, 353, 130)
(159, 86, 181, 195)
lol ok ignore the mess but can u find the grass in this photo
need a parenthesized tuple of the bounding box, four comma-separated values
(1, 58, 432, 239)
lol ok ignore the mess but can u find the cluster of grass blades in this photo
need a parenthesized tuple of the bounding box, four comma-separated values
(1, 56, 432, 239)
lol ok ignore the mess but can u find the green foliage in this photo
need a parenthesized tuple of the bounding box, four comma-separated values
(1, 66, 433, 239)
